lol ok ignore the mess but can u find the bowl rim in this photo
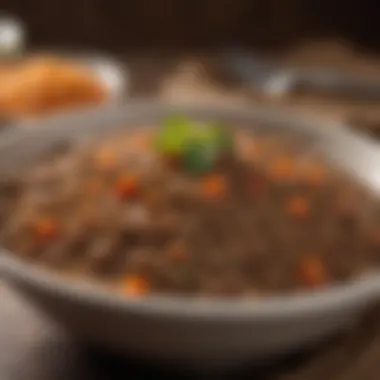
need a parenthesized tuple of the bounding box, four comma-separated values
(1, 100, 380, 320)
(2, 251, 379, 320)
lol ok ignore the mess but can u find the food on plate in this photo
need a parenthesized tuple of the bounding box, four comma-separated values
(1, 115, 379, 297)
(0, 56, 107, 118)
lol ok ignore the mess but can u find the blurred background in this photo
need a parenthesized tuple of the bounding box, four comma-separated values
(0, 0, 379, 52)
(2, 0, 380, 117)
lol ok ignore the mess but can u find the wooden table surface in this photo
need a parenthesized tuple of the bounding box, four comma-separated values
(2, 49, 380, 380)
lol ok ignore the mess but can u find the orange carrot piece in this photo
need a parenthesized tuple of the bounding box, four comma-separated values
(287, 196, 310, 218)
(271, 156, 295, 181)
(299, 256, 327, 288)
(201, 174, 227, 200)
(115, 175, 140, 199)
(123, 275, 150, 296)
(34, 218, 58, 239)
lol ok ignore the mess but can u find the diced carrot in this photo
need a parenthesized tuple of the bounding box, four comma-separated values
(34, 218, 58, 239)
(287, 196, 310, 218)
(123, 275, 149, 296)
(201, 174, 227, 200)
(270, 156, 295, 181)
(115, 175, 140, 199)
(299, 256, 327, 288)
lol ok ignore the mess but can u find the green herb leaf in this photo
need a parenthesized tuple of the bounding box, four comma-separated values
(155, 115, 192, 156)
(183, 135, 217, 175)
(155, 115, 235, 175)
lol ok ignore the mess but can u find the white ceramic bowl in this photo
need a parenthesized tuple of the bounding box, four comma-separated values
(0, 102, 380, 369)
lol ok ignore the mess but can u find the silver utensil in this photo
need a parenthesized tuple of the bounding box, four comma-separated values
(222, 48, 380, 100)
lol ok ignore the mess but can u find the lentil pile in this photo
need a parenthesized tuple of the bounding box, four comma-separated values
(1, 116, 380, 297)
